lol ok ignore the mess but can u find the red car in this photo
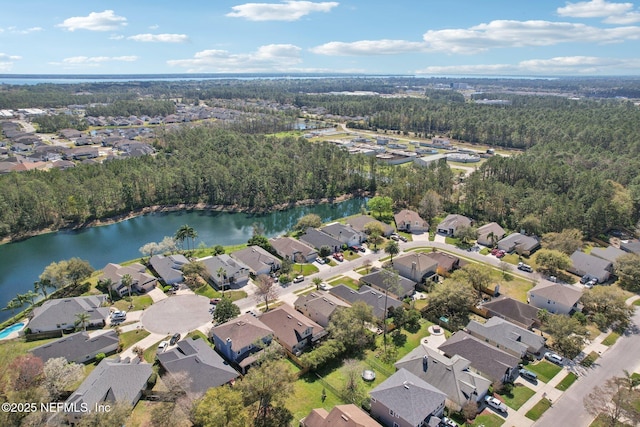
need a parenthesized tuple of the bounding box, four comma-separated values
(209, 298, 221, 305)
(496, 250, 506, 258)
(490, 248, 499, 255)
(333, 252, 344, 262)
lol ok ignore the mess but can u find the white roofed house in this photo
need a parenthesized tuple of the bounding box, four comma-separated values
(436, 214, 472, 236)
(527, 281, 583, 315)
(476, 222, 506, 247)
(202, 254, 250, 290)
(231, 245, 280, 276)
(320, 222, 366, 247)
(149, 254, 190, 285)
(101, 262, 158, 297)
(394, 209, 428, 234)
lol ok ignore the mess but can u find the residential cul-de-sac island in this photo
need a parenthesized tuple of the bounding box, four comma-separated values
(3, 209, 640, 427)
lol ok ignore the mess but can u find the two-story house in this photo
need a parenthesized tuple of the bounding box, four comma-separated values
(259, 304, 325, 356)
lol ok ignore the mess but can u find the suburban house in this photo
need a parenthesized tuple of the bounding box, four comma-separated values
(476, 222, 506, 247)
(269, 236, 318, 262)
(568, 251, 613, 283)
(149, 254, 190, 285)
(438, 331, 520, 384)
(392, 252, 439, 283)
(28, 295, 110, 334)
(101, 262, 158, 297)
(202, 254, 250, 289)
(360, 270, 417, 299)
(231, 246, 281, 276)
(346, 215, 395, 237)
(369, 368, 446, 427)
(394, 345, 490, 412)
(591, 246, 627, 265)
(465, 317, 546, 358)
(65, 358, 152, 424)
(329, 285, 403, 320)
(156, 338, 239, 398)
(394, 209, 428, 234)
(320, 222, 366, 247)
(481, 296, 541, 330)
(497, 233, 540, 255)
(300, 228, 343, 254)
(259, 304, 326, 355)
(294, 292, 350, 328)
(30, 330, 119, 364)
(301, 404, 381, 427)
(210, 314, 274, 373)
(527, 282, 583, 315)
(424, 251, 461, 274)
(436, 214, 473, 236)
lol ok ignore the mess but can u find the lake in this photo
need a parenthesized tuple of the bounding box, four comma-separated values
(0, 198, 366, 322)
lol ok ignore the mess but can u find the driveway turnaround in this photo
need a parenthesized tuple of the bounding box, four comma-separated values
(141, 294, 211, 335)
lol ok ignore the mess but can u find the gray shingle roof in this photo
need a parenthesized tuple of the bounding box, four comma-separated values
(156, 338, 238, 397)
(370, 368, 446, 426)
(497, 233, 540, 253)
(528, 282, 583, 308)
(231, 246, 279, 274)
(294, 292, 350, 323)
(30, 330, 119, 363)
(149, 254, 189, 284)
(438, 331, 519, 382)
(65, 359, 152, 416)
(210, 314, 274, 351)
(202, 254, 250, 282)
(329, 285, 403, 319)
(259, 305, 325, 351)
(570, 251, 613, 279)
(29, 295, 110, 333)
(394, 344, 491, 409)
(481, 296, 540, 329)
(346, 215, 394, 236)
(269, 236, 317, 260)
(465, 317, 545, 356)
(591, 246, 626, 264)
(359, 270, 417, 297)
(300, 228, 343, 250)
(437, 214, 472, 231)
(321, 223, 362, 243)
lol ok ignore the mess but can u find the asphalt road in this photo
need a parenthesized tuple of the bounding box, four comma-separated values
(535, 308, 640, 427)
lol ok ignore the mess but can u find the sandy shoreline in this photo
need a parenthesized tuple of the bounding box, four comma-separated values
(1, 192, 366, 246)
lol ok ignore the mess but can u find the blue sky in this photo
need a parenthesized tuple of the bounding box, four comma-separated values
(1, 0, 639, 76)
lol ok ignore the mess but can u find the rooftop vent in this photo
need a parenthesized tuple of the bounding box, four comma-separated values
(287, 315, 292, 319)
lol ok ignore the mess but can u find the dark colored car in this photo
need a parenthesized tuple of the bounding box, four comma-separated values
(169, 333, 181, 345)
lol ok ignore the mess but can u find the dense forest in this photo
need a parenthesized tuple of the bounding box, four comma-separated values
(1, 76, 640, 239)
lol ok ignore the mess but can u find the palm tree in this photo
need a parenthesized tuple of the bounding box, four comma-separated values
(121, 274, 133, 298)
(384, 240, 400, 266)
(312, 277, 323, 290)
(34, 281, 48, 299)
(2, 298, 24, 318)
(21, 290, 39, 308)
(75, 312, 91, 331)
(175, 224, 197, 252)
(216, 267, 227, 296)
(99, 278, 115, 302)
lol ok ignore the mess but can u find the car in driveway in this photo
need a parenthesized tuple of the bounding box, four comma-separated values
(158, 340, 169, 352)
(111, 310, 127, 322)
(545, 351, 563, 365)
(517, 262, 533, 272)
(293, 275, 304, 283)
(209, 298, 221, 305)
(333, 252, 344, 262)
(316, 257, 326, 265)
(319, 282, 329, 291)
(519, 368, 538, 382)
(484, 395, 508, 414)
(440, 416, 458, 427)
(169, 333, 181, 345)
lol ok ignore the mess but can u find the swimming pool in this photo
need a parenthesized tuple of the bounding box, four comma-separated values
(0, 322, 25, 339)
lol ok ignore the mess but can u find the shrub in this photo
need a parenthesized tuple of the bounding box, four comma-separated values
(162, 285, 172, 293)
(95, 353, 106, 363)
(147, 372, 157, 388)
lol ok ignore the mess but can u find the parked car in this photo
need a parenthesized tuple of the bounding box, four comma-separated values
(545, 351, 563, 365)
(398, 235, 408, 242)
(333, 252, 344, 262)
(319, 282, 329, 291)
(209, 298, 221, 305)
(293, 275, 304, 283)
(158, 341, 169, 352)
(169, 333, 181, 345)
(519, 368, 538, 382)
(495, 250, 506, 258)
(585, 278, 597, 288)
(390, 234, 400, 241)
(440, 416, 458, 427)
(316, 257, 326, 265)
(111, 310, 127, 321)
(490, 248, 499, 255)
(484, 395, 508, 413)
(517, 262, 533, 272)
(349, 245, 363, 253)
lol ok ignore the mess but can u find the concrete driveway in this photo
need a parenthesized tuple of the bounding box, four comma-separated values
(140, 294, 212, 335)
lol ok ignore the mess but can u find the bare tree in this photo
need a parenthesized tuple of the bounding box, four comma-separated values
(584, 375, 640, 426)
(255, 274, 279, 312)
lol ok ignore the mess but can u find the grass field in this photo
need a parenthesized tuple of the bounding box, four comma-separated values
(293, 263, 320, 275)
(113, 295, 153, 312)
(500, 384, 536, 410)
(144, 337, 170, 363)
(525, 398, 552, 421)
(328, 275, 360, 290)
(473, 411, 506, 427)
(526, 360, 563, 383)
(602, 331, 620, 346)
(118, 329, 150, 350)
(555, 372, 578, 391)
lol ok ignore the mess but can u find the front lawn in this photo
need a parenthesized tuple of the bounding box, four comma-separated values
(472, 412, 505, 427)
(144, 337, 170, 363)
(293, 263, 320, 275)
(526, 360, 562, 383)
(328, 276, 360, 290)
(342, 251, 361, 262)
(193, 284, 246, 302)
(113, 295, 153, 312)
(580, 351, 600, 367)
(499, 384, 536, 410)
(602, 332, 620, 346)
(525, 398, 552, 421)
(555, 372, 578, 391)
(118, 329, 150, 350)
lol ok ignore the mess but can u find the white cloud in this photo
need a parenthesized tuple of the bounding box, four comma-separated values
(310, 39, 428, 55)
(6, 26, 43, 35)
(128, 34, 189, 43)
(558, 0, 640, 24)
(311, 20, 640, 56)
(57, 10, 127, 32)
(0, 53, 21, 71)
(149, 25, 160, 30)
(167, 44, 302, 72)
(422, 20, 640, 53)
(57, 56, 138, 67)
(110, 34, 125, 40)
(227, 1, 338, 21)
(416, 56, 640, 75)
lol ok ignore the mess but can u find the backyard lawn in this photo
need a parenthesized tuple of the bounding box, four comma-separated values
(118, 329, 150, 350)
(526, 360, 563, 383)
(525, 398, 552, 421)
(287, 373, 343, 422)
(500, 384, 536, 410)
